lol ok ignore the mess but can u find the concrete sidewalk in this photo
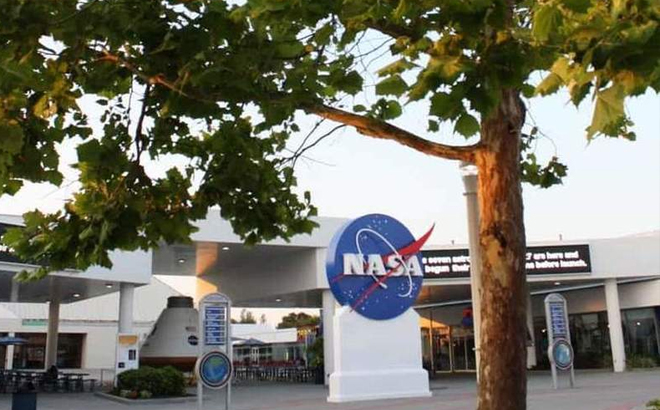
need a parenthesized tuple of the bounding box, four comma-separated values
(1, 370, 658, 410)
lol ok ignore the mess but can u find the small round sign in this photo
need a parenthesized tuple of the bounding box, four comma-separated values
(549, 338, 574, 371)
(195, 351, 233, 389)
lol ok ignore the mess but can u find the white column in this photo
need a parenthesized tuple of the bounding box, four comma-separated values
(604, 279, 626, 372)
(5, 333, 15, 370)
(118, 283, 135, 333)
(322, 290, 336, 386)
(45, 295, 61, 369)
(461, 164, 482, 380)
(526, 292, 537, 368)
(6, 278, 18, 369)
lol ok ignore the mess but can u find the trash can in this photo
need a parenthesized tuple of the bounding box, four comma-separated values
(314, 366, 325, 385)
(12, 382, 37, 410)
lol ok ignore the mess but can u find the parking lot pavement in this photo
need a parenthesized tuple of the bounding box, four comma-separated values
(1, 369, 658, 410)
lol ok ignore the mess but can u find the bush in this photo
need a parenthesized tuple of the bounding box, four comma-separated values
(647, 399, 660, 410)
(627, 355, 658, 369)
(116, 366, 186, 398)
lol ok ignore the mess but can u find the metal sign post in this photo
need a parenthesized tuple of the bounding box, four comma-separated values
(544, 293, 575, 389)
(196, 293, 232, 410)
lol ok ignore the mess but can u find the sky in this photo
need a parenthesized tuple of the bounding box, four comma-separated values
(153, 89, 659, 325)
(1, 49, 659, 326)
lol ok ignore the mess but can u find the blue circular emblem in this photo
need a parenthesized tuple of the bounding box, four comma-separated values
(550, 339, 573, 371)
(326, 214, 432, 320)
(196, 351, 232, 389)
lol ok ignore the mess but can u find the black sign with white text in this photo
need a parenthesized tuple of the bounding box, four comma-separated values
(422, 244, 591, 279)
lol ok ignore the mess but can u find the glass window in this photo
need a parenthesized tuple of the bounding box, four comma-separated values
(57, 334, 84, 368)
(12, 333, 84, 369)
(623, 308, 659, 362)
(569, 312, 610, 369)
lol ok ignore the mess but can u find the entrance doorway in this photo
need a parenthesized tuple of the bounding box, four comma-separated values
(421, 317, 476, 373)
(452, 327, 476, 371)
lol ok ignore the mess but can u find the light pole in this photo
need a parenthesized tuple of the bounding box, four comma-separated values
(460, 161, 481, 382)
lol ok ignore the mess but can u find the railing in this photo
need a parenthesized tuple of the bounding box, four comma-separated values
(0, 370, 96, 393)
(233, 366, 321, 384)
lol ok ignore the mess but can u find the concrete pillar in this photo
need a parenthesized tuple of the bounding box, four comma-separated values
(604, 279, 626, 372)
(118, 283, 135, 333)
(45, 296, 60, 369)
(526, 292, 537, 369)
(5, 333, 15, 370)
(461, 164, 482, 381)
(6, 279, 18, 369)
(322, 290, 336, 386)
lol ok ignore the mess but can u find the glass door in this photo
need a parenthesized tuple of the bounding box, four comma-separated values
(432, 325, 452, 372)
(452, 327, 476, 371)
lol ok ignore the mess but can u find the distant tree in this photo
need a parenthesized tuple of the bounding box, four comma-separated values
(277, 312, 320, 329)
(239, 308, 256, 324)
(230, 318, 237, 324)
(259, 313, 267, 325)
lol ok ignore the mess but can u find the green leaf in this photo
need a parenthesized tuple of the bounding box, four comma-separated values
(376, 59, 415, 77)
(381, 101, 402, 120)
(428, 120, 439, 132)
(375, 75, 408, 97)
(586, 85, 625, 139)
(454, 114, 480, 138)
(521, 83, 536, 99)
(533, 5, 563, 41)
(353, 104, 366, 112)
(535, 73, 563, 96)
(430, 92, 460, 120)
(561, 0, 591, 13)
(76, 140, 103, 163)
(0, 121, 24, 154)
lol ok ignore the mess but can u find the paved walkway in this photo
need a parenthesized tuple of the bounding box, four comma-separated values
(1, 370, 658, 410)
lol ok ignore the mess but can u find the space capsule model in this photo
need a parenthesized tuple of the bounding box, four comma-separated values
(139, 296, 199, 370)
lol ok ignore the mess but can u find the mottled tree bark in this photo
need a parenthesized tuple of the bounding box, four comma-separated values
(475, 89, 528, 410)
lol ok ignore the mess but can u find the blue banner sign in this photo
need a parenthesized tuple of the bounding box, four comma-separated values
(204, 306, 226, 346)
(549, 302, 567, 337)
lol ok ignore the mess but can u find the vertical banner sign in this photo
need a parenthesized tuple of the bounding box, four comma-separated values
(544, 293, 575, 389)
(196, 293, 232, 410)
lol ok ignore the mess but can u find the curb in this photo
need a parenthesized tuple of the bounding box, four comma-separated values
(94, 391, 198, 405)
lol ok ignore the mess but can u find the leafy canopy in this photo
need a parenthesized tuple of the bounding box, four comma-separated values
(1, 0, 657, 279)
(277, 312, 321, 329)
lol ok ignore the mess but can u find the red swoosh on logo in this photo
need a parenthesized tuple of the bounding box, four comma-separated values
(350, 224, 434, 311)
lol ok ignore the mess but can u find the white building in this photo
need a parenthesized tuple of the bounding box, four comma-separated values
(0, 277, 180, 372)
(1, 211, 659, 401)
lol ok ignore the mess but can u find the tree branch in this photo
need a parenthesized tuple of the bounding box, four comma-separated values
(367, 20, 422, 41)
(303, 103, 479, 162)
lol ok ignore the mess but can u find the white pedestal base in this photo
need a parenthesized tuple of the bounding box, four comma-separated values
(327, 307, 431, 403)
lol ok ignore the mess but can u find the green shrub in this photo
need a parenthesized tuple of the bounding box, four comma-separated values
(627, 355, 658, 369)
(116, 366, 186, 398)
(647, 399, 660, 410)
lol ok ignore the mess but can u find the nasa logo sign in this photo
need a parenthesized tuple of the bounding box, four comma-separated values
(195, 351, 233, 389)
(326, 214, 434, 320)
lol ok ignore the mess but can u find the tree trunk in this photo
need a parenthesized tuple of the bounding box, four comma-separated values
(475, 89, 528, 410)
